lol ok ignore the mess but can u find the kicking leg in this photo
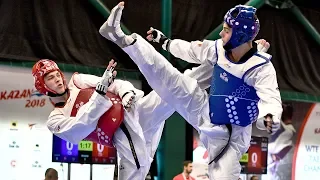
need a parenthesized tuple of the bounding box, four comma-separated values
(100, 5, 232, 174)
(124, 34, 210, 130)
(99, 2, 208, 130)
(136, 90, 175, 157)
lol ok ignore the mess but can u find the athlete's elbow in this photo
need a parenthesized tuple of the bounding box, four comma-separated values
(46, 121, 60, 134)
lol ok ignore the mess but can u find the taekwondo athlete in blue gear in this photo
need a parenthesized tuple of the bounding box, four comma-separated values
(147, 5, 281, 132)
(209, 5, 266, 127)
(99, 2, 282, 179)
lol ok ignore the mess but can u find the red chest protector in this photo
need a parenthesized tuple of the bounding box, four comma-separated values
(70, 88, 124, 147)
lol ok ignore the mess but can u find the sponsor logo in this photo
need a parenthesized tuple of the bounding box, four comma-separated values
(10, 160, 16, 168)
(30, 91, 44, 97)
(32, 161, 42, 168)
(220, 72, 228, 82)
(10, 121, 18, 131)
(314, 128, 320, 134)
(9, 141, 19, 148)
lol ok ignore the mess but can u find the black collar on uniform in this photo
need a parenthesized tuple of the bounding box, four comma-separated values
(54, 102, 66, 107)
(47, 88, 69, 97)
(227, 43, 258, 63)
(47, 89, 69, 107)
(238, 43, 258, 63)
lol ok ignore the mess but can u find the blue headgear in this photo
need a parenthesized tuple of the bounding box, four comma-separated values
(223, 5, 260, 51)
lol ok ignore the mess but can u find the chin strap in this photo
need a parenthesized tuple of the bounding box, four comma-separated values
(47, 89, 69, 107)
(47, 88, 69, 97)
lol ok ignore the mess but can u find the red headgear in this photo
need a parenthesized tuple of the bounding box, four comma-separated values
(32, 59, 67, 95)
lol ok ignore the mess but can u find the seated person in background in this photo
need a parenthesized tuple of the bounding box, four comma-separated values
(45, 168, 58, 180)
(250, 175, 259, 180)
(173, 160, 195, 180)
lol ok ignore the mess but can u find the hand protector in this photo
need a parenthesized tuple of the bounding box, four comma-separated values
(264, 114, 280, 135)
(96, 62, 116, 95)
(147, 27, 170, 50)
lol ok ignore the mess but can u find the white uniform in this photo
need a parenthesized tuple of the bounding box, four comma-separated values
(121, 34, 283, 180)
(46, 73, 175, 180)
(267, 121, 295, 179)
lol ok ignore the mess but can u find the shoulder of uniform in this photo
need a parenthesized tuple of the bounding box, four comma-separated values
(255, 51, 272, 62)
(69, 72, 81, 88)
(215, 39, 223, 47)
(49, 108, 63, 117)
(200, 39, 221, 49)
(242, 52, 272, 79)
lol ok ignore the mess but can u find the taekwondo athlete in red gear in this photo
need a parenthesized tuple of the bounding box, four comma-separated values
(31, 59, 167, 180)
(99, 2, 282, 179)
(32, 59, 219, 180)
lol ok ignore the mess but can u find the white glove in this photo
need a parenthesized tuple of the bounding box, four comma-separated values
(121, 90, 136, 111)
(146, 27, 170, 50)
(96, 60, 117, 95)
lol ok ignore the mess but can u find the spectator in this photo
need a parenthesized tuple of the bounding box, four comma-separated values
(173, 160, 195, 180)
(45, 168, 58, 180)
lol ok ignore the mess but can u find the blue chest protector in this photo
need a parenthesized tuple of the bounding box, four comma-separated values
(209, 40, 271, 127)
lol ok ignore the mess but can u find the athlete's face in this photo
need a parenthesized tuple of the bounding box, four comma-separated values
(219, 23, 232, 45)
(44, 70, 65, 94)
